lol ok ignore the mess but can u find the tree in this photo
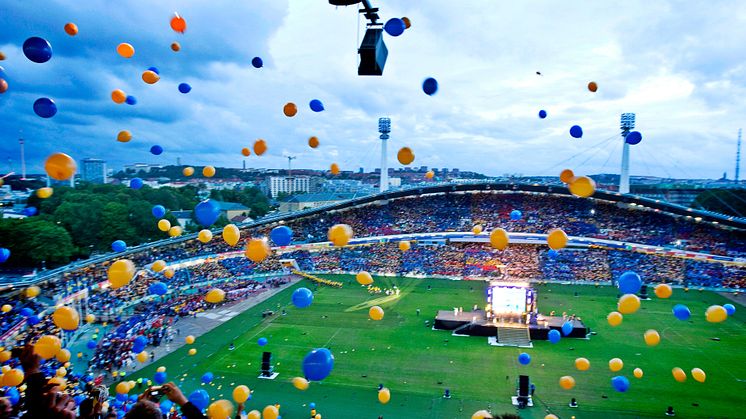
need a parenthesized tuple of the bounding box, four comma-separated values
(0, 218, 74, 267)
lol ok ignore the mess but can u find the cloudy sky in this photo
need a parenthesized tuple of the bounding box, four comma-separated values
(1, 0, 745, 179)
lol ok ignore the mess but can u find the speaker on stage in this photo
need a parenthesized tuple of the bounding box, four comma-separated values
(261, 351, 272, 377)
(518, 375, 529, 397)
(358, 28, 387, 76)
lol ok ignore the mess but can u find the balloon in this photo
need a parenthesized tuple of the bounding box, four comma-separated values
(292, 376, 309, 391)
(201, 372, 214, 384)
(609, 358, 623, 372)
(369, 306, 384, 321)
(270, 226, 293, 246)
(283, 102, 298, 117)
(5, 387, 20, 405)
(147, 67, 160, 75)
(559, 169, 575, 183)
(548, 329, 561, 344)
(569, 125, 583, 138)
(233, 385, 251, 403)
(160, 400, 173, 414)
(64, 22, 78, 36)
(21, 206, 38, 217)
(328, 224, 353, 246)
(170, 13, 187, 33)
(171, 42, 181, 52)
(490, 228, 509, 250)
(518, 352, 531, 365)
(205, 288, 225, 304)
(575, 357, 590, 371)
(34, 335, 62, 359)
(397, 147, 415, 165)
(164, 268, 175, 278)
(262, 405, 279, 419)
(611, 375, 629, 392)
(422, 77, 438, 95)
(654, 283, 672, 299)
(384, 18, 406, 36)
(183, 166, 194, 176)
(425, 170, 435, 179)
(23, 37, 53, 63)
(27, 315, 41, 325)
(251, 57, 263, 68)
(189, 390, 210, 410)
(0, 78, 7, 94)
(356, 271, 374, 285)
(588, 81, 598, 92)
(672, 367, 686, 382)
(133, 336, 147, 353)
(149, 282, 168, 296)
(330, 163, 340, 175)
(158, 219, 171, 232)
(378, 387, 391, 404)
(189, 348, 197, 355)
(142, 70, 159, 84)
(203, 166, 216, 177)
(154, 371, 167, 384)
(56, 349, 71, 363)
(125, 95, 137, 105)
(253, 139, 267, 156)
(258, 337, 268, 346)
(26, 285, 41, 298)
(116, 382, 129, 394)
(309, 99, 324, 112)
(302, 348, 334, 381)
(222, 224, 240, 246)
(245, 238, 271, 262)
(198, 229, 213, 243)
(691, 368, 706, 383)
(568, 176, 595, 198)
(472, 225, 483, 234)
(724, 303, 736, 315)
(399, 241, 411, 251)
(195, 199, 221, 226)
(617, 294, 640, 314)
(151, 205, 166, 219)
(178, 83, 191, 94)
(130, 178, 143, 189)
(625, 131, 642, 145)
(292, 288, 314, 308)
(706, 305, 728, 323)
(53, 306, 80, 331)
(561, 321, 573, 336)
(20, 307, 33, 316)
(150, 145, 164, 155)
(111, 89, 127, 104)
(117, 43, 135, 58)
(402, 16, 412, 28)
(85, 313, 95, 323)
(644, 329, 660, 346)
(112, 240, 127, 252)
(509, 210, 522, 221)
(607, 311, 623, 326)
(136, 351, 148, 363)
(185, 335, 195, 344)
(86, 340, 97, 349)
(472, 410, 493, 419)
(1, 303, 11, 312)
(33, 97, 57, 118)
(108, 259, 136, 289)
(241, 147, 251, 157)
(117, 130, 132, 142)
(538, 109, 547, 119)
(672, 304, 691, 320)
(547, 249, 558, 259)
(247, 411, 261, 419)
(308, 136, 320, 148)
(3, 369, 24, 387)
(559, 376, 575, 390)
(618, 271, 642, 294)
(633, 367, 643, 379)
(546, 229, 568, 250)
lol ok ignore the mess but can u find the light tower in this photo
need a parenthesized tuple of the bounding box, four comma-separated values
(19, 138, 26, 180)
(378, 117, 391, 192)
(619, 113, 635, 194)
(736, 128, 742, 184)
(286, 155, 296, 178)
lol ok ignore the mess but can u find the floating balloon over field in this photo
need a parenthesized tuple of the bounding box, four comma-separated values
(195, 199, 221, 226)
(233, 385, 251, 403)
(422, 77, 438, 95)
(490, 228, 509, 250)
(33, 98, 57, 118)
(472, 411, 493, 419)
(330, 163, 340, 175)
(112, 240, 127, 252)
(510, 210, 522, 221)
(356, 271, 373, 285)
(52, 306, 79, 331)
(548, 329, 561, 344)
(672, 367, 686, 382)
(546, 229, 568, 250)
(189, 390, 210, 410)
(183, 167, 194, 176)
(245, 238, 271, 262)
(568, 176, 595, 198)
(724, 303, 736, 315)
(399, 240, 411, 251)
(518, 353, 531, 365)
(672, 304, 691, 320)
(241, 147, 251, 157)
(136, 351, 148, 363)
(644, 329, 660, 346)
(142, 70, 160, 84)
(261, 405, 278, 419)
(378, 387, 391, 404)
(154, 371, 167, 384)
(384, 18, 406, 36)
(0, 78, 7, 94)
(561, 321, 573, 336)
(472, 225, 483, 234)
(116, 43, 135, 58)
(303, 348, 334, 381)
(654, 283, 672, 298)
(425, 170, 435, 179)
(185, 335, 195, 344)
(292, 377, 309, 391)
(56, 349, 71, 363)
(111, 89, 126, 104)
(705, 305, 727, 323)
(0, 249, 10, 263)
(402, 17, 412, 28)
(23, 37, 53, 63)
(559, 169, 575, 183)
(575, 357, 590, 371)
(308, 136, 320, 148)
(108, 259, 135, 289)
(188, 348, 196, 355)
(34, 335, 62, 359)
(252, 57, 263, 68)
(618, 271, 642, 294)
(149, 282, 168, 296)
(168, 225, 182, 237)
(611, 375, 630, 392)
(617, 294, 640, 314)
(253, 139, 267, 156)
(201, 372, 214, 384)
(171, 42, 181, 52)
(691, 368, 706, 383)
(205, 288, 225, 304)
(633, 368, 643, 379)
(328, 224, 353, 246)
(270, 226, 293, 246)
(258, 337, 268, 346)
(126, 95, 137, 105)
(222, 224, 240, 246)
(609, 358, 623, 372)
(369, 306, 384, 321)
(559, 376, 575, 390)
(569, 125, 583, 138)
(150, 145, 164, 155)
(152, 205, 166, 219)
(292, 288, 314, 308)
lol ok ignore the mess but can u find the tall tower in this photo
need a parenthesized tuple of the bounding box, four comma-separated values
(736, 128, 742, 184)
(619, 113, 635, 194)
(19, 138, 26, 180)
(378, 117, 391, 192)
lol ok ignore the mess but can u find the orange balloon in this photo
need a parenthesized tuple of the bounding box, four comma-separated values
(116, 43, 135, 58)
(45, 153, 77, 181)
(142, 70, 160, 84)
(472, 225, 483, 235)
(330, 163, 340, 175)
(117, 130, 132, 143)
(607, 311, 623, 326)
(64, 23, 78, 36)
(558, 376, 575, 390)
(111, 89, 127, 104)
(203, 166, 216, 177)
(369, 306, 384, 321)
(356, 271, 373, 285)
(547, 228, 568, 250)
(402, 17, 411, 28)
(609, 357, 623, 372)
(617, 293, 641, 314)
(328, 224, 353, 246)
(171, 42, 181, 52)
(308, 136, 320, 148)
(245, 238, 271, 262)
(672, 367, 686, 382)
(559, 169, 575, 183)
(490, 228, 509, 250)
(241, 147, 251, 157)
(0, 78, 7, 94)
(643, 329, 660, 346)
(283, 102, 298, 117)
(398, 241, 411, 251)
(588, 81, 598, 92)
(568, 176, 596, 198)
(253, 140, 267, 156)
(397, 147, 415, 165)
(425, 170, 434, 179)
(183, 166, 194, 176)
(654, 283, 673, 299)
(170, 14, 187, 33)
(575, 357, 590, 371)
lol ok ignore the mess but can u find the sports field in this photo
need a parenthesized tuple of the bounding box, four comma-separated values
(127, 276, 746, 418)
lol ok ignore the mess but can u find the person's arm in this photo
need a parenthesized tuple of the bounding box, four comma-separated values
(19, 343, 48, 417)
(235, 403, 244, 419)
(162, 382, 206, 419)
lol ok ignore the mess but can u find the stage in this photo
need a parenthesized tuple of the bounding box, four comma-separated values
(433, 309, 590, 340)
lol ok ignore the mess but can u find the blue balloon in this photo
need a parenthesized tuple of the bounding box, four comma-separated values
(33, 97, 57, 118)
(22, 206, 38, 216)
(302, 348, 334, 381)
(27, 315, 40, 325)
(538, 110, 547, 119)
(724, 303, 736, 316)
(292, 287, 314, 308)
(309, 403, 316, 409)
(86, 340, 97, 349)
(149, 282, 168, 296)
(152, 205, 166, 219)
(672, 304, 691, 321)
(625, 131, 642, 145)
(569, 125, 583, 138)
(618, 271, 642, 294)
(73, 394, 86, 406)
(23, 37, 53, 63)
(150, 145, 164, 155)
(115, 393, 128, 402)
(251, 57, 263, 68)
(188, 390, 210, 411)
(130, 178, 143, 190)
(20, 307, 33, 317)
(112, 240, 127, 252)
(384, 18, 406, 36)
(160, 400, 173, 414)
(611, 375, 630, 392)
(309, 99, 324, 112)
(548, 329, 561, 344)
(128, 395, 138, 402)
(125, 95, 137, 105)
(133, 336, 147, 352)
(178, 83, 191, 94)
(518, 352, 531, 365)
(422, 77, 438, 96)
(201, 372, 213, 384)
(147, 67, 160, 75)
(510, 210, 522, 221)
(547, 249, 558, 260)
(270, 226, 293, 246)
(561, 321, 573, 336)
(153, 371, 167, 384)
(0, 247, 10, 263)
(194, 199, 221, 227)
(5, 387, 19, 405)
(258, 337, 268, 346)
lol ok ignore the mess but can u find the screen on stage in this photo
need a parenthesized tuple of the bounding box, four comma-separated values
(488, 286, 526, 314)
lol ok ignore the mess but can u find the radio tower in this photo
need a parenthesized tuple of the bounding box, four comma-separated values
(19, 138, 26, 180)
(736, 128, 742, 184)
(378, 117, 391, 192)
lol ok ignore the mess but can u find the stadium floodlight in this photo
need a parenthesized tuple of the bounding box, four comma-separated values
(379, 117, 391, 192)
(619, 112, 636, 195)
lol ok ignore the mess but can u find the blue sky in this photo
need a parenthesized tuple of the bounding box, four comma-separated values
(1, 0, 745, 179)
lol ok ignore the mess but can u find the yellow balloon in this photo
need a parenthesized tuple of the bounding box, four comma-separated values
(198, 229, 213, 243)
(378, 387, 391, 404)
(203, 166, 216, 178)
(52, 306, 80, 331)
(617, 294, 641, 314)
(609, 358, 623, 372)
(472, 410, 493, 419)
(85, 313, 95, 324)
(188, 348, 197, 356)
(472, 225, 483, 235)
(654, 283, 672, 299)
(25, 286, 41, 298)
(575, 357, 590, 371)
(607, 311, 623, 326)
(163, 268, 175, 279)
(489, 228, 509, 250)
(49, 376, 67, 390)
(36, 187, 53, 199)
(222, 224, 240, 246)
(56, 349, 71, 363)
(292, 377, 308, 391)
(34, 335, 62, 359)
(185, 335, 195, 344)
(568, 175, 596, 198)
(156, 366, 166, 373)
(0, 351, 10, 363)
(544, 415, 558, 419)
(672, 367, 686, 382)
(3, 369, 23, 387)
(356, 271, 373, 285)
(151, 260, 166, 272)
(168, 226, 182, 237)
(207, 400, 234, 419)
(183, 166, 194, 176)
(56, 367, 67, 377)
(262, 405, 279, 419)
(369, 306, 384, 321)
(247, 411, 261, 419)
(559, 375, 575, 390)
(705, 305, 727, 323)
(425, 170, 435, 179)
(398, 241, 411, 251)
(205, 288, 225, 304)
(691, 368, 706, 383)
(108, 259, 136, 289)
(547, 228, 568, 250)
(1, 365, 10, 373)
(633, 368, 643, 379)
(1, 304, 11, 313)
(330, 163, 340, 175)
(245, 238, 271, 262)
(643, 329, 660, 346)
(136, 351, 148, 363)
(328, 224, 353, 247)
(158, 219, 171, 232)
(233, 385, 251, 403)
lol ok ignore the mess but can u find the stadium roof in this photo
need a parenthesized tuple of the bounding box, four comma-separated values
(212, 200, 249, 211)
(279, 192, 362, 203)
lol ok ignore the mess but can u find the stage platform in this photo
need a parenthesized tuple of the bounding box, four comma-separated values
(434, 309, 589, 340)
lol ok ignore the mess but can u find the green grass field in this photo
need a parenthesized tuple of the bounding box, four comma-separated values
(127, 276, 746, 418)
